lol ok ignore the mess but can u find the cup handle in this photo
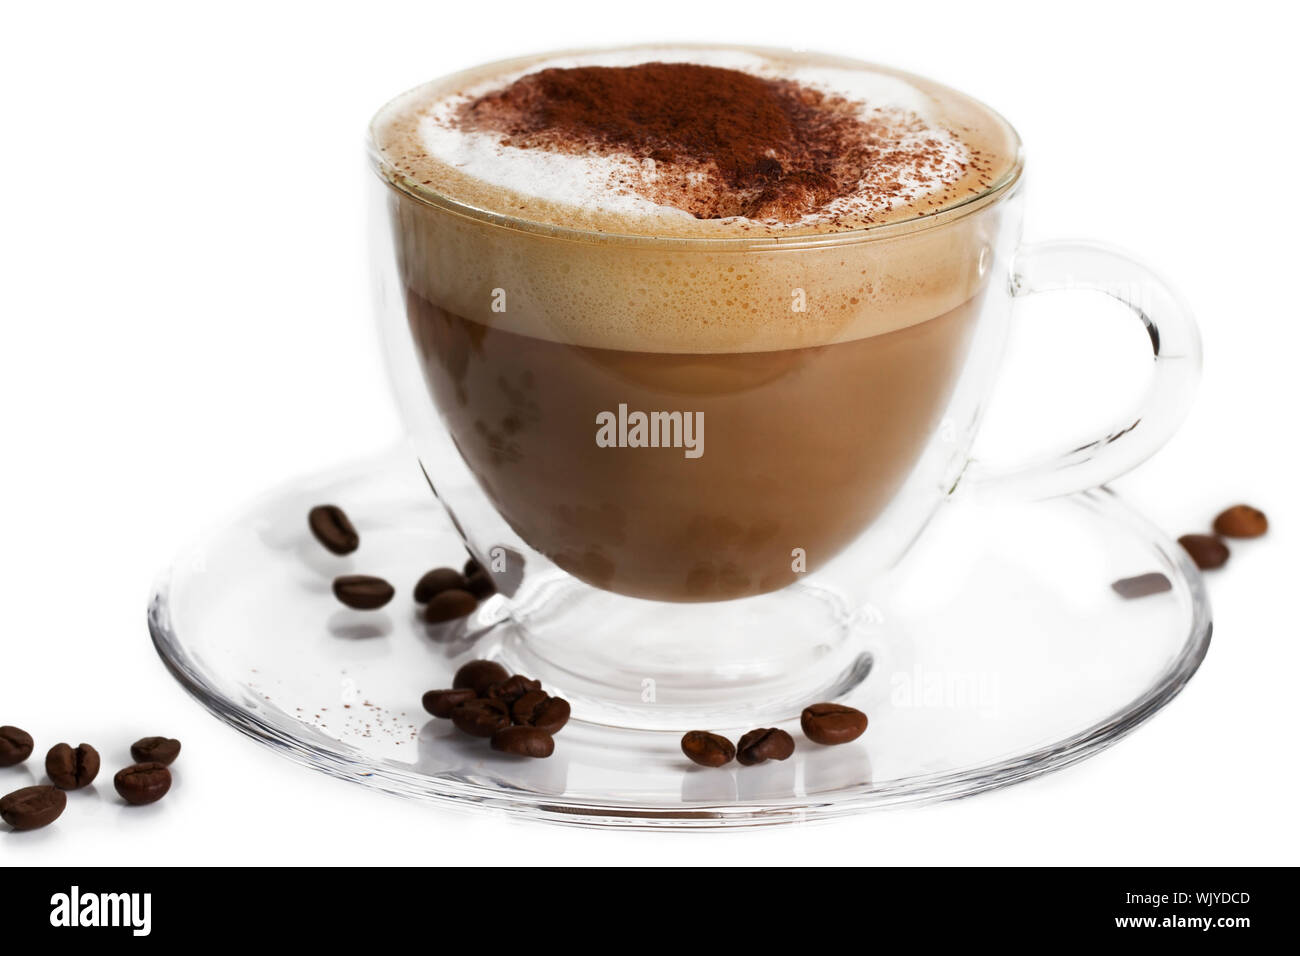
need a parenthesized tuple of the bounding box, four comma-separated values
(962, 240, 1202, 499)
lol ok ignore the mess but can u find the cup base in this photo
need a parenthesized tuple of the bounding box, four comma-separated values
(494, 572, 875, 730)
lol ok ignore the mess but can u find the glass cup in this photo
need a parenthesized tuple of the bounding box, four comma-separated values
(367, 50, 1201, 729)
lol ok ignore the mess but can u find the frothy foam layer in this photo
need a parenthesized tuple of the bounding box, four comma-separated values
(373, 47, 1018, 237)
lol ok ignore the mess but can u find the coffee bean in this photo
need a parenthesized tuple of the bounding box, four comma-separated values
(464, 570, 497, 599)
(421, 688, 478, 718)
(0, 785, 66, 830)
(130, 736, 181, 766)
(490, 726, 555, 758)
(736, 728, 795, 766)
(511, 691, 571, 734)
(114, 762, 172, 805)
(45, 743, 101, 789)
(1111, 572, 1173, 599)
(0, 725, 33, 767)
(680, 731, 735, 768)
(1179, 534, 1229, 570)
(308, 504, 359, 555)
(800, 703, 868, 746)
(424, 588, 478, 623)
(332, 574, 395, 610)
(463, 557, 482, 577)
(450, 698, 511, 737)
(452, 659, 509, 696)
(1213, 504, 1268, 539)
(486, 674, 542, 705)
(414, 567, 467, 603)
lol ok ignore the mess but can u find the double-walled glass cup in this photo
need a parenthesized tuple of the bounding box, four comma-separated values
(369, 52, 1200, 729)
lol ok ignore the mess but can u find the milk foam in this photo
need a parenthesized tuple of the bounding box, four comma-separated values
(375, 48, 1022, 353)
(411, 48, 970, 228)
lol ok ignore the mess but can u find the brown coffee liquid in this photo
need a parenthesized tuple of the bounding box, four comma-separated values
(376, 47, 1020, 601)
(407, 288, 982, 601)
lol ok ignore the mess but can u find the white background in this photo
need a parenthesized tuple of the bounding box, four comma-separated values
(2, 0, 1296, 865)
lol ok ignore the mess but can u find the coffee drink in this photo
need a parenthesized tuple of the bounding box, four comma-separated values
(371, 47, 1020, 601)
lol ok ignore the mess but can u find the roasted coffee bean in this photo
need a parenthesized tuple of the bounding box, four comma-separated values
(414, 567, 467, 603)
(332, 574, 395, 610)
(450, 698, 511, 738)
(463, 557, 482, 577)
(800, 703, 868, 746)
(130, 736, 181, 766)
(680, 731, 735, 768)
(424, 588, 478, 623)
(490, 726, 555, 758)
(0, 785, 66, 830)
(421, 688, 478, 719)
(1111, 572, 1173, 599)
(485, 674, 542, 705)
(45, 743, 101, 789)
(464, 569, 497, 599)
(308, 504, 359, 555)
(452, 659, 509, 696)
(1179, 534, 1230, 570)
(736, 728, 795, 766)
(511, 691, 571, 734)
(1213, 504, 1268, 539)
(114, 762, 172, 805)
(0, 725, 34, 767)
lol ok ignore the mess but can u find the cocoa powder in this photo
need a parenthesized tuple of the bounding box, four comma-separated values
(456, 63, 970, 222)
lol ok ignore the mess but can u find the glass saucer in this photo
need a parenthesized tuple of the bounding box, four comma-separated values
(147, 445, 1211, 828)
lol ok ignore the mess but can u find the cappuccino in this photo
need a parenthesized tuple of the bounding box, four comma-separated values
(371, 46, 1021, 601)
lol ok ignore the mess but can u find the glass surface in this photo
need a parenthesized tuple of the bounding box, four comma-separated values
(148, 447, 1211, 828)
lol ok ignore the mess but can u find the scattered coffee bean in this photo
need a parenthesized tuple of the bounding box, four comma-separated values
(1213, 504, 1268, 539)
(736, 728, 795, 766)
(800, 703, 868, 746)
(45, 743, 100, 790)
(130, 736, 181, 766)
(414, 567, 467, 603)
(511, 691, 571, 734)
(114, 762, 172, 805)
(424, 588, 478, 623)
(464, 570, 497, 599)
(463, 557, 482, 577)
(0, 785, 66, 830)
(486, 674, 542, 705)
(332, 574, 395, 610)
(1111, 572, 1173, 599)
(1179, 534, 1230, 570)
(308, 504, 359, 555)
(450, 698, 511, 738)
(490, 726, 555, 758)
(421, 688, 478, 719)
(452, 659, 510, 696)
(680, 731, 736, 768)
(0, 725, 34, 767)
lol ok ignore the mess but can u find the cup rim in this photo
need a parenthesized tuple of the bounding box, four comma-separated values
(367, 44, 1026, 250)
